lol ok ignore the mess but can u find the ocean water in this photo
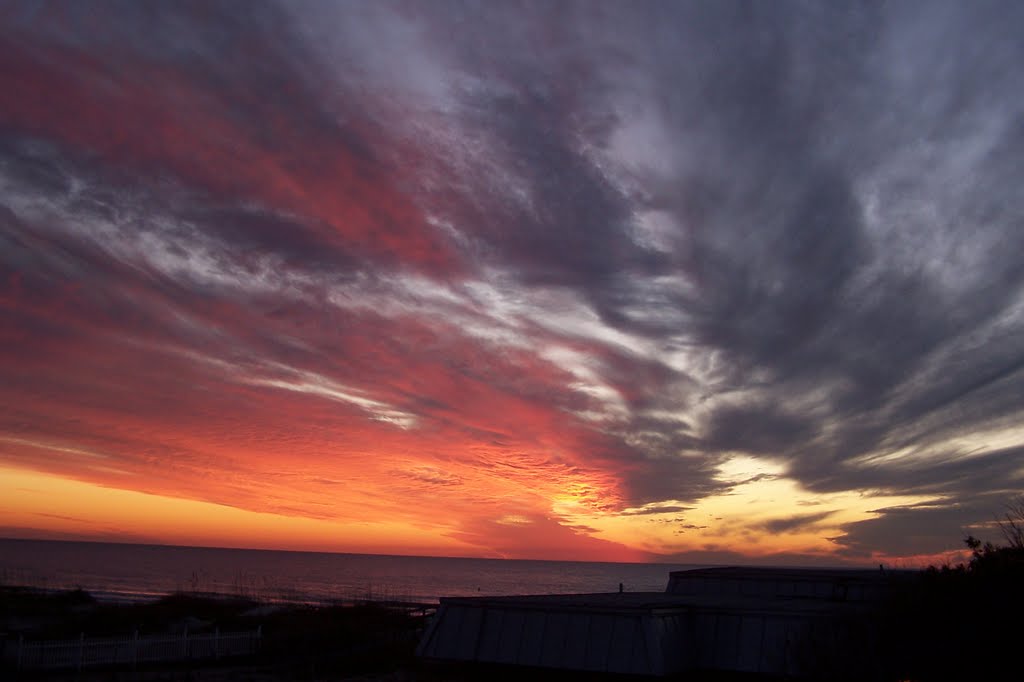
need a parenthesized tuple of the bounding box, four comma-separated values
(0, 539, 703, 604)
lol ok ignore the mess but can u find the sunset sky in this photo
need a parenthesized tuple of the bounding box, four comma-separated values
(1, 1, 1023, 566)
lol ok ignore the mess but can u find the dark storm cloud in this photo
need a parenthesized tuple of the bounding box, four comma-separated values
(389, 2, 670, 291)
(829, 496, 1013, 558)
(178, 205, 361, 271)
(459, 87, 663, 287)
(824, 447, 1024, 502)
(704, 405, 816, 457)
(758, 511, 835, 536)
(391, 0, 1024, 544)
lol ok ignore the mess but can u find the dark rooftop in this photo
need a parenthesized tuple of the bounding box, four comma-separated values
(439, 590, 862, 615)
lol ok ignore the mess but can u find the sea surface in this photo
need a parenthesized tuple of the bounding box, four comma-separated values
(0, 539, 705, 604)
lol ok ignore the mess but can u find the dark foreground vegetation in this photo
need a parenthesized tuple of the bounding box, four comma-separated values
(813, 500, 1024, 682)
(874, 514, 1024, 682)
(0, 588, 430, 680)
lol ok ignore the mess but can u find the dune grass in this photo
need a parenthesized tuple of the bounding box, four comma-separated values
(1, 586, 430, 679)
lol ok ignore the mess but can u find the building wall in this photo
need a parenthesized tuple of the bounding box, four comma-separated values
(419, 604, 672, 675)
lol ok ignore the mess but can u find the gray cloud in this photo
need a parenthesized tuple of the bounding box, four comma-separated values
(830, 495, 1014, 558)
(3, 0, 1024, 557)
(618, 505, 692, 517)
(405, 1, 1024, 543)
(758, 511, 836, 536)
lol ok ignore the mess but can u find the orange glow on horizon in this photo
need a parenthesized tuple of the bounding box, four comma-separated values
(0, 454, 944, 566)
(0, 465, 477, 556)
(0, 464, 648, 562)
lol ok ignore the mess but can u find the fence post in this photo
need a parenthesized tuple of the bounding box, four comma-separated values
(77, 632, 84, 672)
(182, 626, 188, 660)
(16, 634, 23, 672)
(214, 627, 219, 660)
(133, 630, 139, 670)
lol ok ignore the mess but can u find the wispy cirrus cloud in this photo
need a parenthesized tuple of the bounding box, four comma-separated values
(1, 0, 1023, 561)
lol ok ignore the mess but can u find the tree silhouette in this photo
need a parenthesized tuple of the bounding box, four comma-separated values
(997, 495, 1024, 549)
(875, 496, 1024, 682)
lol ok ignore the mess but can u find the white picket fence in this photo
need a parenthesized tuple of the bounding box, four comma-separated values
(4, 627, 261, 671)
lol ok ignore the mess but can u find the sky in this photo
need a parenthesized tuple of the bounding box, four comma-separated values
(1, 0, 1023, 566)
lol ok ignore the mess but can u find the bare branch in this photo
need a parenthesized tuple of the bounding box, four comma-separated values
(997, 496, 1024, 550)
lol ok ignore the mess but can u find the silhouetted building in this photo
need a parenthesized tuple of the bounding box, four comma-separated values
(417, 566, 904, 677)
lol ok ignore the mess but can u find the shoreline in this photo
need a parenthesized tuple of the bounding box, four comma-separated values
(2, 582, 442, 609)
(0, 572, 445, 609)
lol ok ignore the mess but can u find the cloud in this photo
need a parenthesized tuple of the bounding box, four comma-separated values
(401, 466, 463, 487)
(829, 496, 1010, 559)
(618, 504, 693, 517)
(757, 511, 836, 536)
(445, 514, 649, 562)
(1, 1, 1023, 559)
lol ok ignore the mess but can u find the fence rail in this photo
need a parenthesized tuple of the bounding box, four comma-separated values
(3, 627, 261, 671)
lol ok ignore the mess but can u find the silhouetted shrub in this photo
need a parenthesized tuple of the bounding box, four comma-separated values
(876, 501, 1024, 682)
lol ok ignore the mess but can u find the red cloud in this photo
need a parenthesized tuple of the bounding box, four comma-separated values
(1, 242, 641, 555)
(0, 37, 458, 274)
